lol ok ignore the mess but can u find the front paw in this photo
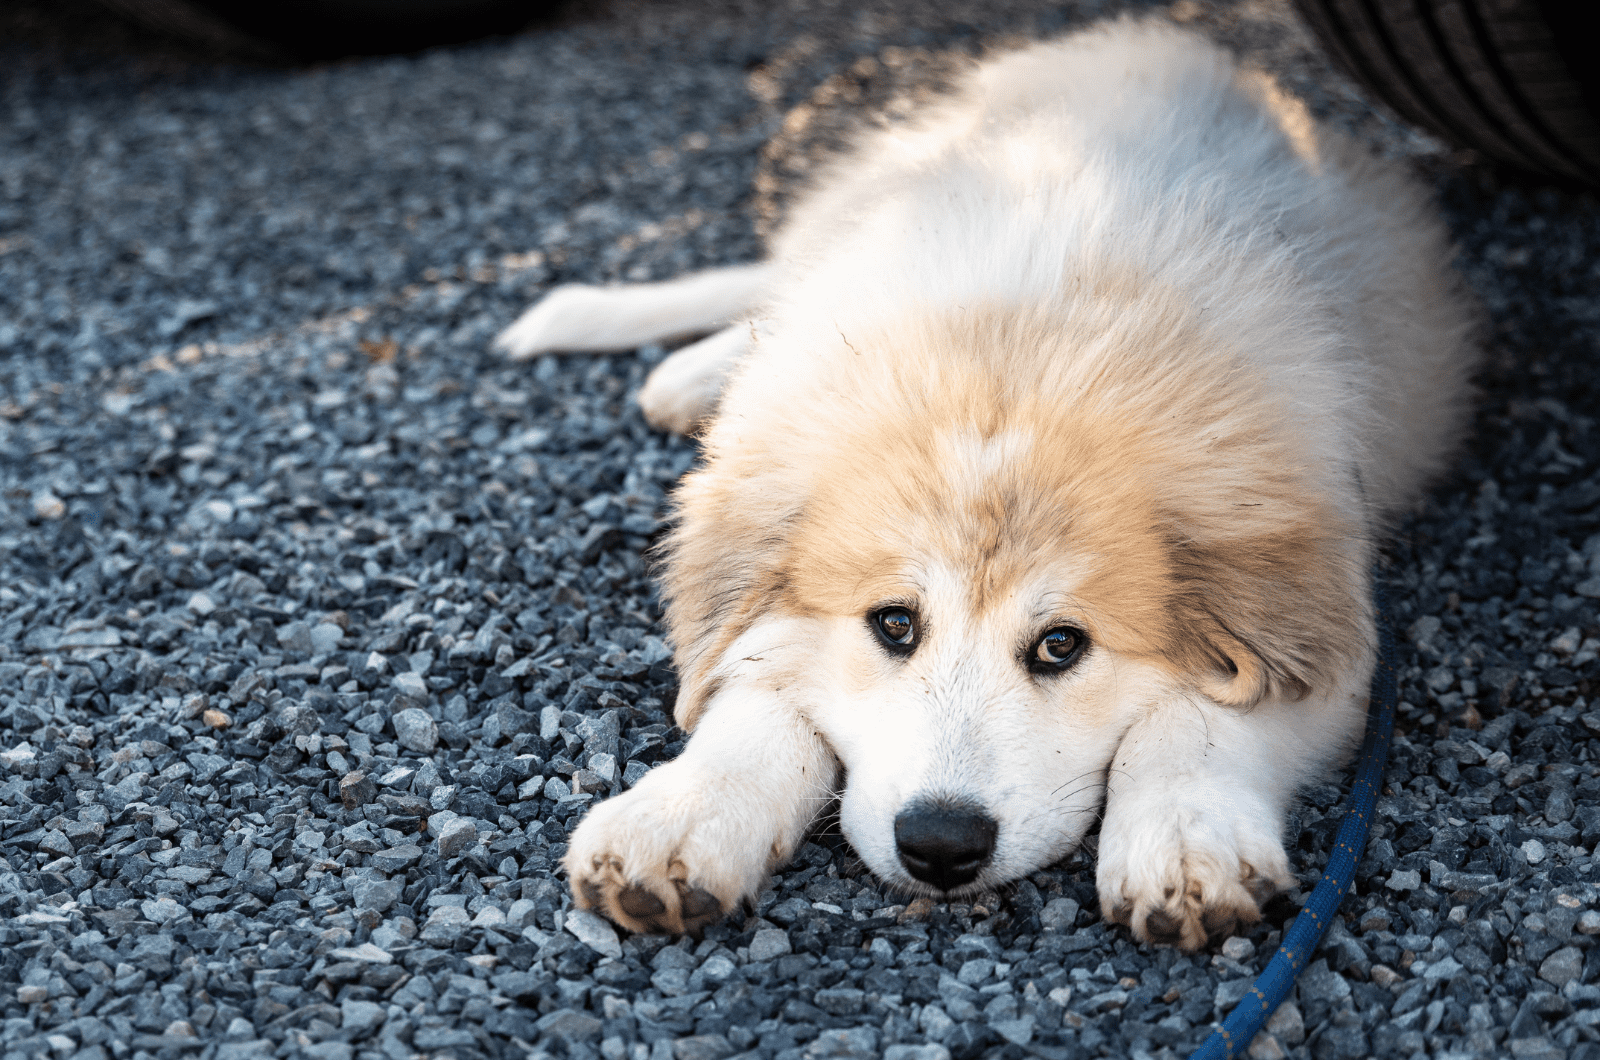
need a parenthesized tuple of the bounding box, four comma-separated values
(563, 764, 783, 935)
(1096, 797, 1294, 951)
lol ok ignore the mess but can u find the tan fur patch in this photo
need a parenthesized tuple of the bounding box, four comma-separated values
(663, 272, 1370, 726)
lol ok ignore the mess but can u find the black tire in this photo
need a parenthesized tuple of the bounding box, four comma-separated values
(1293, 0, 1600, 186)
(92, 0, 558, 60)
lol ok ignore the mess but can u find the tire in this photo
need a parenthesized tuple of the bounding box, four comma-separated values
(92, 0, 558, 60)
(1293, 0, 1600, 186)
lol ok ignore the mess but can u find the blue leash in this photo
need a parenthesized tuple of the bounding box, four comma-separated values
(1189, 583, 1398, 1060)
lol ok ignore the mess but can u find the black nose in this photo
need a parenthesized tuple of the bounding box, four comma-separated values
(894, 799, 998, 891)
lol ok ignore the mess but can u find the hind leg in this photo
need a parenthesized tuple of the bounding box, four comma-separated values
(636, 325, 752, 434)
(493, 262, 771, 358)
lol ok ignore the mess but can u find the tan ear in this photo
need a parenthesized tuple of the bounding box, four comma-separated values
(656, 457, 807, 732)
(1166, 529, 1368, 709)
(1187, 617, 1322, 708)
(1193, 629, 1272, 708)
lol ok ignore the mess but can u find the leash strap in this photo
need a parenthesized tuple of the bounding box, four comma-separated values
(1189, 583, 1398, 1060)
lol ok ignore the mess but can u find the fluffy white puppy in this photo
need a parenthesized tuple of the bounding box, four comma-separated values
(496, 19, 1476, 949)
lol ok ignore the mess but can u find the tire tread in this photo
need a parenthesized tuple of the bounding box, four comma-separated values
(1294, 0, 1599, 184)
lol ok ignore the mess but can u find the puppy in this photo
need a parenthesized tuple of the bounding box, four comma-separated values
(496, 19, 1476, 949)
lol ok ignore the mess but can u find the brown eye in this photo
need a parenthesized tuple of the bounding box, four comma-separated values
(872, 608, 917, 655)
(1031, 627, 1087, 673)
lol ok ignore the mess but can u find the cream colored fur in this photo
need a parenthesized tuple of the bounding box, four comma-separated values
(497, 19, 1477, 948)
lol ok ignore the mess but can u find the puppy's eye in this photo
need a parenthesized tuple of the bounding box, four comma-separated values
(871, 608, 918, 654)
(1030, 626, 1087, 673)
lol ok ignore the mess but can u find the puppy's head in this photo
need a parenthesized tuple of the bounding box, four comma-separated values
(660, 295, 1368, 894)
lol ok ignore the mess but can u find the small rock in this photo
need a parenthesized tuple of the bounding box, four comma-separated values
(1370, 965, 1403, 989)
(352, 877, 403, 914)
(1421, 955, 1464, 982)
(565, 908, 623, 959)
(328, 943, 392, 964)
(340, 771, 376, 808)
(186, 752, 229, 783)
(310, 622, 345, 654)
(39, 829, 73, 858)
(884, 1048, 952, 1060)
(276, 621, 313, 654)
(749, 928, 792, 961)
(673, 1036, 735, 1060)
(588, 751, 618, 785)
(1040, 897, 1079, 931)
(370, 844, 422, 873)
(1522, 839, 1548, 865)
(814, 987, 866, 1015)
(1265, 1000, 1305, 1045)
(1539, 946, 1584, 988)
(203, 708, 231, 729)
(419, 905, 470, 943)
(341, 1000, 385, 1037)
(1296, 959, 1350, 1003)
(1221, 936, 1256, 961)
(17, 985, 48, 1004)
(187, 592, 216, 616)
(990, 1016, 1035, 1046)
(392, 707, 437, 752)
(393, 672, 429, 707)
(537, 1009, 603, 1044)
(1311, 1024, 1367, 1060)
(1510, 1039, 1567, 1060)
(1386, 869, 1421, 891)
(411, 1030, 475, 1050)
(33, 493, 65, 520)
(0, 743, 35, 770)
(957, 959, 995, 985)
(1247, 1033, 1286, 1060)
(436, 817, 477, 858)
(804, 1027, 879, 1058)
(140, 898, 188, 924)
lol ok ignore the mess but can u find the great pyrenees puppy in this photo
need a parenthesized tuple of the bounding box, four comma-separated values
(495, 19, 1475, 950)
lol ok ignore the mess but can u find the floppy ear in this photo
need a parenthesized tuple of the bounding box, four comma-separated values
(656, 456, 808, 731)
(1165, 525, 1371, 709)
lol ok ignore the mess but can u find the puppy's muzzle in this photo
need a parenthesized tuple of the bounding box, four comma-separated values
(894, 798, 998, 892)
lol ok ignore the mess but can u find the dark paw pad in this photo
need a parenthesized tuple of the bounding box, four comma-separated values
(677, 885, 725, 934)
(618, 886, 666, 919)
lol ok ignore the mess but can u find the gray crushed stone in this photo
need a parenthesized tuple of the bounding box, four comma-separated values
(2, 0, 1600, 1059)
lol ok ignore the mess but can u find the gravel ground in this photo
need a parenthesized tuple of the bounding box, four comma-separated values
(3, 1, 1600, 1059)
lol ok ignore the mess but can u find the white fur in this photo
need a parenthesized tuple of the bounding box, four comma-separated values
(493, 262, 770, 358)
(1095, 658, 1371, 949)
(562, 620, 840, 933)
(513, 20, 1475, 947)
(635, 325, 752, 435)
